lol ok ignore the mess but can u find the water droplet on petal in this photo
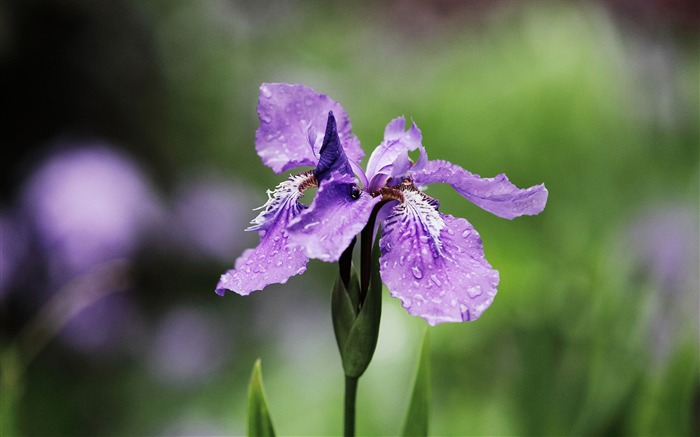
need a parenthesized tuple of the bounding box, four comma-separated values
(261, 87, 272, 98)
(411, 265, 423, 279)
(462, 229, 471, 238)
(467, 286, 482, 298)
(399, 255, 405, 265)
(430, 274, 442, 286)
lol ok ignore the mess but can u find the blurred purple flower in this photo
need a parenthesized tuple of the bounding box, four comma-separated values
(147, 307, 228, 385)
(170, 174, 256, 262)
(217, 83, 547, 325)
(21, 144, 163, 279)
(59, 292, 137, 354)
(623, 203, 699, 364)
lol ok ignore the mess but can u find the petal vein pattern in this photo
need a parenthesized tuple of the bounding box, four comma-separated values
(412, 160, 548, 220)
(216, 174, 310, 295)
(379, 195, 499, 325)
(247, 173, 309, 232)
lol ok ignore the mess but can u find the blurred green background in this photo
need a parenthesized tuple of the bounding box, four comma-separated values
(1, 0, 698, 435)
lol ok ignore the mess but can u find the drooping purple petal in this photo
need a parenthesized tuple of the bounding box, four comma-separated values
(365, 117, 422, 191)
(216, 174, 313, 295)
(412, 159, 548, 220)
(288, 172, 381, 262)
(255, 83, 363, 173)
(314, 112, 353, 181)
(379, 189, 499, 325)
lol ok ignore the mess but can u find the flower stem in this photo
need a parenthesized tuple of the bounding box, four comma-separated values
(344, 376, 358, 437)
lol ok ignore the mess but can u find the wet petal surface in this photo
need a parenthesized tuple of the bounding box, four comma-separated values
(413, 160, 548, 220)
(255, 83, 363, 173)
(216, 175, 310, 295)
(379, 190, 499, 325)
(288, 172, 381, 262)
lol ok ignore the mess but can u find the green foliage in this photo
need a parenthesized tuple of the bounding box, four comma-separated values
(401, 330, 431, 437)
(332, 249, 383, 378)
(247, 359, 276, 437)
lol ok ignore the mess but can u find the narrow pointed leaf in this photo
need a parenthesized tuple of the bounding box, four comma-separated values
(342, 241, 382, 378)
(247, 359, 276, 437)
(400, 330, 431, 436)
(332, 266, 360, 354)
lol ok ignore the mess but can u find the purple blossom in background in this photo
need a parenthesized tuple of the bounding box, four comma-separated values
(21, 144, 163, 279)
(170, 174, 257, 262)
(217, 83, 547, 325)
(147, 307, 228, 385)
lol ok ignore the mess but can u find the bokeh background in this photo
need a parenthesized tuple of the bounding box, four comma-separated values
(1, 0, 698, 435)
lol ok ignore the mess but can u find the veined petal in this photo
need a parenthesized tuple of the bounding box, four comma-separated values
(247, 172, 313, 232)
(366, 117, 422, 189)
(288, 172, 381, 262)
(379, 189, 499, 325)
(412, 160, 548, 220)
(216, 174, 313, 295)
(255, 83, 363, 174)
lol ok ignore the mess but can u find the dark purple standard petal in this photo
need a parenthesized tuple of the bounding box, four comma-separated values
(314, 112, 353, 181)
(255, 83, 363, 174)
(412, 160, 548, 220)
(379, 189, 499, 325)
(216, 174, 312, 295)
(288, 172, 381, 262)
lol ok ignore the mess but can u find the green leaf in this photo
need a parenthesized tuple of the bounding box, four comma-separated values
(247, 359, 276, 437)
(400, 329, 431, 437)
(342, 241, 382, 378)
(331, 265, 360, 354)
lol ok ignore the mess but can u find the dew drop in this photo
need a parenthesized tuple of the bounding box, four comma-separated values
(430, 274, 442, 286)
(467, 285, 482, 298)
(461, 229, 471, 238)
(261, 87, 272, 98)
(446, 228, 455, 235)
(411, 265, 423, 279)
(399, 255, 405, 265)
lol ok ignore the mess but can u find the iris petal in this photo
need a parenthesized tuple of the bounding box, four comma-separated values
(288, 172, 381, 262)
(379, 190, 499, 325)
(412, 159, 548, 220)
(215, 174, 311, 295)
(365, 117, 422, 190)
(255, 83, 363, 174)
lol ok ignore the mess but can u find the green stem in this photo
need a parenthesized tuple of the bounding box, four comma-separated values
(344, 376, 358, 437)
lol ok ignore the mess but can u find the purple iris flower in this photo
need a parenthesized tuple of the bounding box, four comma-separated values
(217, 83, 547, 325)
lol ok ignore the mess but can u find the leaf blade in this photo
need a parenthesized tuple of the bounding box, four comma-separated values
(400, 329, 431, 436)
(247, 359, 276, 437)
